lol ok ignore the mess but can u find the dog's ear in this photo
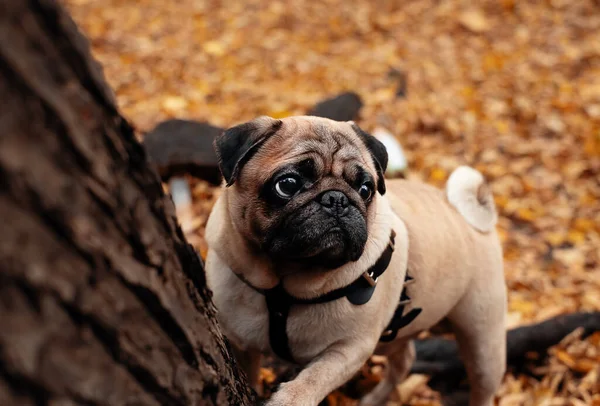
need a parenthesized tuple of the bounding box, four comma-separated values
(214, 116, 282, 186)
(351, 123, 388, 195)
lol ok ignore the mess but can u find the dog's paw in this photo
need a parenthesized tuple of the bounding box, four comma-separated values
(263, 394, 289, 406)
(263, 392, 293, 406)
(263, 383, 315, 406)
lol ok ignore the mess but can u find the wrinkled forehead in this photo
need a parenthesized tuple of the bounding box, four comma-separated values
(246, 117, 373, 184)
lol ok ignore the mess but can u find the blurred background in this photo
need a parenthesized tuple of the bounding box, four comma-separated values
(64, 0, 600, 404)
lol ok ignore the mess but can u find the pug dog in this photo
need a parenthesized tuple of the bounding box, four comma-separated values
(204, 116, 506, 406)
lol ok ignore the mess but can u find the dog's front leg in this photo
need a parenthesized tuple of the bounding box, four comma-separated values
(265, 340, 374, 406)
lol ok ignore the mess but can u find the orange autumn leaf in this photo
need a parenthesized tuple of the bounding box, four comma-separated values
(429, 168, 447, 182)
(259, 368, 276, 385)
(573, 359, 598, 374)
(556, 350, 576, 368)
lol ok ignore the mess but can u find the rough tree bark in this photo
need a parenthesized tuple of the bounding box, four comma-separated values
(0, 0, 254, 405)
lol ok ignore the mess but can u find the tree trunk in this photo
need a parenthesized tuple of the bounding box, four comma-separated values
(0, 1, 253, 405)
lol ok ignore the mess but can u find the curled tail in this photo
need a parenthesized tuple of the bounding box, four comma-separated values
(446, 166, 497, 233)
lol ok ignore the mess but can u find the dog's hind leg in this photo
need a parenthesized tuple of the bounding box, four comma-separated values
(447, 280, 507, 406)
(359, 340, 415, 406)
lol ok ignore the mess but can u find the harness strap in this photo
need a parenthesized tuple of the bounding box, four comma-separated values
(264, 284, 295, 362)
(230, 230, 421, 363)
(379, 274, 423, 342)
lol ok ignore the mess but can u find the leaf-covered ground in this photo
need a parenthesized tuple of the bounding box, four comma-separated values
(65, 0, 600, 404)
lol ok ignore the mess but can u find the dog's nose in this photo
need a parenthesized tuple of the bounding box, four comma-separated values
(320, 190, 349, 216)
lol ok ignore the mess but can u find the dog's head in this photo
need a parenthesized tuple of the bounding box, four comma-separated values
(214, 116, 388, 270)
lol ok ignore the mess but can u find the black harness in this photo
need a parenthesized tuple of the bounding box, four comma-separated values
(232, 230, 422, 363)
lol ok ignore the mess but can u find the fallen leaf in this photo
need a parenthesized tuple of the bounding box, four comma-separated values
(459, 9, 489, 33)
(397, 374, 429, 403)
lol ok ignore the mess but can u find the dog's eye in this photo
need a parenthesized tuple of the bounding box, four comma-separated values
(275, 176, 302, 198)
(358, 184, 373, 201)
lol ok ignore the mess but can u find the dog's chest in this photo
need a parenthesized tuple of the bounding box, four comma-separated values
(210, 270, 359, 362)
(286, 299, 358, 362)
(212, 277, 271, 352)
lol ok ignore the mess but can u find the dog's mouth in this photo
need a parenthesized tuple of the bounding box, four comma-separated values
(266, 223, 365, 270)
(309, 229, 356, 269)
(316, 227, 347, 254)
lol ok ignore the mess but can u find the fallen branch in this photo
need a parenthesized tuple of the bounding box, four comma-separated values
(142, 119, 223, 185)
(412, 311, 600, 376)
(306, 91, 363, 122)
